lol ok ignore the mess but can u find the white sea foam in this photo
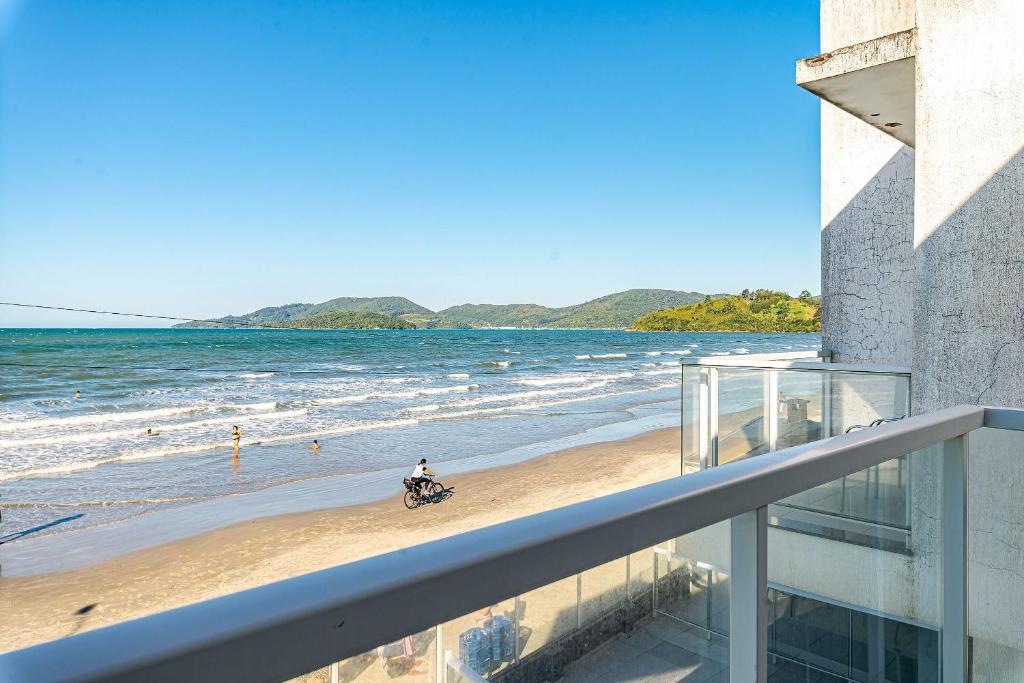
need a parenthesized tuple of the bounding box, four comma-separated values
(0, 415, 425, 482)
(446, 373, 470, 379)
(444, 381, 611, 408)
(575, 353, 627, 360)
(420, 383, 678, 422)
(644, 352, 662, 356)
(0, 406, 207, 433)
(666, 350, 692, 356)
(310, 384, 477, 406)
(0, 409, 310, 448)
(709, 351, 730, 356)
(223, 401, 279, 412)
(734, 348, 750, 354)
(240, 372, 274, 380)
(513, 375, 594, 387)
(642, 368, 679, 377)
(312, 393, 375, 405)
(513, 371, 632, 387)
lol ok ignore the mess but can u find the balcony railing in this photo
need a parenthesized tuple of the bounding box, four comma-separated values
(4, 404, 1022, 683)
(680, 355, 913, 554)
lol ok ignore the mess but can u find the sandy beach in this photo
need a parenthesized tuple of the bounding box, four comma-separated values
(0, 426, 685, 654)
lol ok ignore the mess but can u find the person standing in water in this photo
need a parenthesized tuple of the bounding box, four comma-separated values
(311, 440, 320, 453)
(232, 425, 241, 447)
(74, 390, 81, 399)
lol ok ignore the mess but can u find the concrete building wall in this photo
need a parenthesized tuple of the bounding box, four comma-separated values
(820, 0, 915, 53)
(912, 2, 1024, 679)
(819, 1, 916, 365)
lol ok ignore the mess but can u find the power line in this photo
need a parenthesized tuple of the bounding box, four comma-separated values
(0, 301, 350, 375)
(0, 361, 339, 375)
(0, 301, 292, 329)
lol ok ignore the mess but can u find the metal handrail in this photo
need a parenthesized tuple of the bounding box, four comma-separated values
(679, 356, 910, 375)
(1, 405, 1007, 683)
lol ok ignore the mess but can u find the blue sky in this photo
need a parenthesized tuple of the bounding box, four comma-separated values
(0, 1, 820, 327)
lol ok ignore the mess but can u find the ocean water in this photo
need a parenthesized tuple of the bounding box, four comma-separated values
(0, 328, 819, 545)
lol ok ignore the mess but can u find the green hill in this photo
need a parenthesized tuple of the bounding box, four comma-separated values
(176, 296, 432, 328)
(630, 290, 820, 333)
(177, 289, 720, 330)
(271, 310, 416, 330)
(438, 289, 717, 329)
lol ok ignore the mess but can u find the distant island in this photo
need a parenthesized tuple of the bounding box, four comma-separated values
(176, 289, 722, 330)
(176, 288, 821, 332)
(269, 310, 417, 330)
(630, 290, 820, 333)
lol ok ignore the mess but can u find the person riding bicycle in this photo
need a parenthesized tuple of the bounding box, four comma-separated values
(410, 458, 436, 496)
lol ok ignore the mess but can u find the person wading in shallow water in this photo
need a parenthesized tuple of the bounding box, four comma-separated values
(231, 426, 242, 470)
(311, 440, 320, 453)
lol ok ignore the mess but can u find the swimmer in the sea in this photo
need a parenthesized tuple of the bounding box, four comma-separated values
(146, 428, 161, 437)
(311, 439, 320, 453)
(74, 390, 81, 399)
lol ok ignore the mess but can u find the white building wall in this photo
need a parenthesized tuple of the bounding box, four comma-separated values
(912, 1, 1024, 680)
(820, 0, 916, 366)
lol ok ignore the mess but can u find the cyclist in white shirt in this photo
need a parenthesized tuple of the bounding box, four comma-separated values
(410, 458, 436, 495)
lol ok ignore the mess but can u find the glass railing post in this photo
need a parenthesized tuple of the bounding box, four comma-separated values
(764, 369, 779, 451)
(513, 596, 522, 665)
(699, 368, 720, 469)
(435, 624, 443, 683)
(942, 434, 969, 683)
(730, 505, 768, 683)
(576, 573, 583, 629)
(820, 371, 832, 439)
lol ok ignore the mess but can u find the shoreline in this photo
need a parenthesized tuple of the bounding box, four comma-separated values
(0, 425, 683, 653)
(0, 401, 679, 577)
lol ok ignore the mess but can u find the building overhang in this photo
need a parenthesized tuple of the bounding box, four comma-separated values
(796, 28, 916, 148)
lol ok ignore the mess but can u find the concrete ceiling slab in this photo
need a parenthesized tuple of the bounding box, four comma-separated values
(797, 29, 916, 148)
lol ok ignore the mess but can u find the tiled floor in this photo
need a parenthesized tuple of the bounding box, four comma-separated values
(561, 616, 728, 683)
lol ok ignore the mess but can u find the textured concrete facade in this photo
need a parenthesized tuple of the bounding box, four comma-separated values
(911, 2, 1024, 680)
(819, 0, 915, 53)
(819, 2, 915, 365)
(911, 0, 1024, 412)
(813, 1, 1024, 680)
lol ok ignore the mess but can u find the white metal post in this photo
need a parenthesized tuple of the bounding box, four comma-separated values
(435, 624, 444, 683)
(821, 372, 832, 440)
(329, 662, 339, 683)
(942, 435, 969, 683)
(513, 596, 521, 665)
(699, 369, 710, 469)
(576, 573, 583, 629)
(709, 368, 720, 466)
(764, 370, 779, 451)
(730, 506, 767, 683)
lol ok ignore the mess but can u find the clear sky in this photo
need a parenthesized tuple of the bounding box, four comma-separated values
(0, 1, 821, 327)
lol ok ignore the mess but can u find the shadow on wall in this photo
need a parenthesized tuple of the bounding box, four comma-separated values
(912, 145, 1024, 682)
(913, 145, 1024, 410)
(821, 146, 915, 366)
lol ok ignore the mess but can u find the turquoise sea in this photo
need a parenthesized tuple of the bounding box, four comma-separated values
(0, 328, 819, 565)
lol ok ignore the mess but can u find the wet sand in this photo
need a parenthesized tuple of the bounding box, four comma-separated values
(0, 427, 685, 653)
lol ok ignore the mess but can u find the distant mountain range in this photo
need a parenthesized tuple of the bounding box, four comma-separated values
(176, 289, 722, 330)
